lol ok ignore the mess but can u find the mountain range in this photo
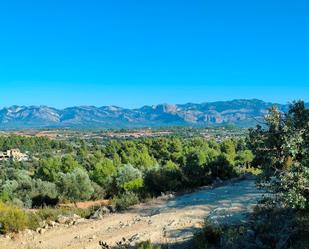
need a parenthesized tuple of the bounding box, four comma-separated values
(0, 99, 306, 129)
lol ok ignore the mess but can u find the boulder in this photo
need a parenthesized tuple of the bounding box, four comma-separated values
(57, 215, 70, 224)
(47, 220, 57, 227)
(90, 206, 111, 219)
(56, 214, 81, 225)
(73, 218, 86, 225)
(106, 205, 116, 213)
(23, 229, 33, 236)
(36, 228, 46, 234)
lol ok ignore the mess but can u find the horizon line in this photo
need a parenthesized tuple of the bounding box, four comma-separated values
(1, 98, 306, 110)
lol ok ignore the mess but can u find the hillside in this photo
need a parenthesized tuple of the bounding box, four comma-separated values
(0, 99, 303, 129)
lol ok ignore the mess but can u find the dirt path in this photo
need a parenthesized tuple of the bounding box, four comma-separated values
(0, 180, 263, 249)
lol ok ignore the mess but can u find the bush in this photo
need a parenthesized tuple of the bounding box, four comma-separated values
(31, 179, 59, 207)
(100, 239, 162, 249)
(135, 241, 161, 249)
(0, 202, 29, 234)
(57, 168, 94, 202)
(210, 154, 237, 180)
(235, 166, 262, 176)
(91, 181, 107, 200)
(144, 167, 183, 195)
(192, 207, 309, 249)
(115, 165, 143, 192)
(0, 202, 101, 234)
(0, 171, 59, 208)
(122, 178, 144, 192)
(26, 211, 42, 231)
(193, 219, 222, 249)
(113, 191, 139, 211)
(35, 206, 93, 221)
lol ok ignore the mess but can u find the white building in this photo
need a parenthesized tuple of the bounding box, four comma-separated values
(0, 149, 29, 162)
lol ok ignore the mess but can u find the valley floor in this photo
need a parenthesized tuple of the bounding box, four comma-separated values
(0, 180, 263, 249)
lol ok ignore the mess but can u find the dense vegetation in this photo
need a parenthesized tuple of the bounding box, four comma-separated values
(191, 100, 309, 249)
(108, 100, 308, 249)
(0, 135, 253, 209)
(0, 130, 253, 234)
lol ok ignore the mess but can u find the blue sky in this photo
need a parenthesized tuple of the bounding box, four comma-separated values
(0, 0, 308, 108)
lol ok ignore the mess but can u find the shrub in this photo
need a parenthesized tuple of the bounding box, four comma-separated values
(0, 172, 59, 208)
(113, 191, 139, 211)
(193, 219, 222, 249)
(26, 211, 42, 231)
(0, 203, 99, 234)
(0, 180, 18, 203)
(31, 179, 59, 207)
(100, 239, 162, 249)
(235, 166, 262, 176)
(35, 206, 93, 221)
(122, 178, 144, 192)
(192, 207, 309, 249)
(57, 168, 94, 202)
(0, 202, 29, 234)
(115, 165, 143, 192)
(91, 181, 106, 200)
(235, 149, 254, 168)
(210, 154, 237, 180)
(144, 167, 183, 195)
(135, 241, 161, 249)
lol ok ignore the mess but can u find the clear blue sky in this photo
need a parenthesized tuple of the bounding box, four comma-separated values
(0, 0, 308, 108)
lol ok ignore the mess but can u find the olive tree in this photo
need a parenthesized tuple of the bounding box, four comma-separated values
(57, 168, 94, 202)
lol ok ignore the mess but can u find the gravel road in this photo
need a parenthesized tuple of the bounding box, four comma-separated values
(0, 179, 263, 249)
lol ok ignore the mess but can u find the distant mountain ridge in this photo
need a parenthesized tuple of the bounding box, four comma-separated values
(0, 99, 307, 129)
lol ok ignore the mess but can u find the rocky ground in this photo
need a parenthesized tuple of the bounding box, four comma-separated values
(0, 179, 263, 249)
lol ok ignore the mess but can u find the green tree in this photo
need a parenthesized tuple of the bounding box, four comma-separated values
(183, 150, 209, 186)
(61, 155, 80, 173)
(115, 164, 143, 192)
(236, 150, 254, 168)
(249, 101, 309, 209)
(91, 158, 116, 187)
(57, 168, 94, 202)
(221, 139, 236, 163)
(36, 157, 62, 182)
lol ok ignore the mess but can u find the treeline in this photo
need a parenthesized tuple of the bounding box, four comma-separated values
(0, 135, 254, 209)
(0, 135, 70, 153)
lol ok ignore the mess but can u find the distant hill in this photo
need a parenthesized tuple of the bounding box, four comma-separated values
(0, 99, 307, 129)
